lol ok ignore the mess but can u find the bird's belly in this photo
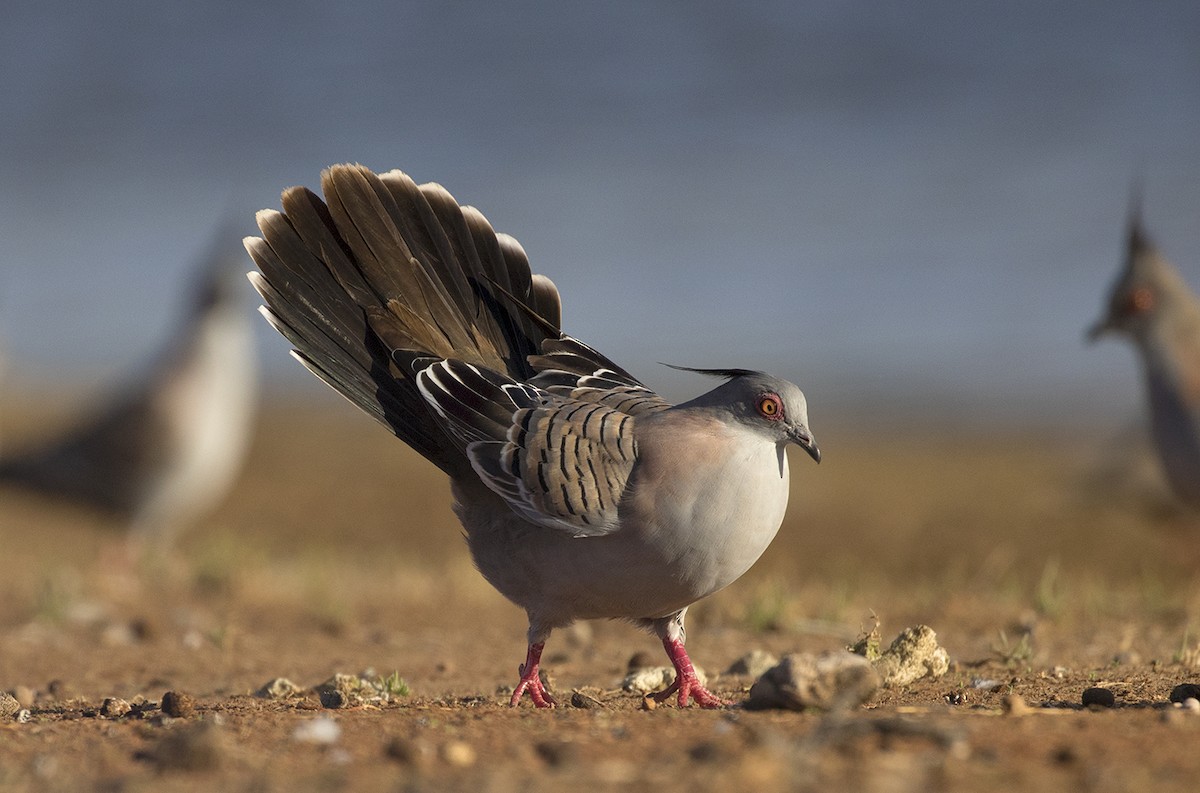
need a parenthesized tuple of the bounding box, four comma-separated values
(1146, 366, 1200, 505)
(459, 444, 792, 624)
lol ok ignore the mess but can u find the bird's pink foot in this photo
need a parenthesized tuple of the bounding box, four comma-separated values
(509, 642, 556, 707)
(653, 637, 726, 708)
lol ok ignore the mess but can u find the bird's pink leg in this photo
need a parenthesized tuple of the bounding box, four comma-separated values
(509, 642, 556, 707)
(653, 636, 726, 708)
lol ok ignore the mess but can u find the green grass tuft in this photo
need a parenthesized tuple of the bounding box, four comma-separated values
(991, 629, 1033, 668)
(377, 670, 411, 698)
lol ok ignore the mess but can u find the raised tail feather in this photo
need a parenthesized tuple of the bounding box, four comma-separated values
(245, 164, 565, 476)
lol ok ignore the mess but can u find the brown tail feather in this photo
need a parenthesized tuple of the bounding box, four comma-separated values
(248, 164, 564, 476)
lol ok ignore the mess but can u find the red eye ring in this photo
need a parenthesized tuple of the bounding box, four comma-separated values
(757, 393, 784, 421)
(1129, 287, 1155, 314)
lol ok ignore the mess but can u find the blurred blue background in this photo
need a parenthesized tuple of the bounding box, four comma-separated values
(2, 0, 1197, 425)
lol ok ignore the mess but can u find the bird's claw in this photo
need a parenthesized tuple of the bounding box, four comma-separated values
(510, 666, 556, 708)
(652, 673, 726, 708)
(509, 643, 556, 707)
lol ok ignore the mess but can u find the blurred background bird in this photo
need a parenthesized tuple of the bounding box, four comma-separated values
(1090, 204, 1200, 509)
(0, 234, 259, 550)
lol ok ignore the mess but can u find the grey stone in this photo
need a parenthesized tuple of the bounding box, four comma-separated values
(725, 649, 780, 678)
(161, 691, 196, 718)
(255, 677, 303, 700)
(0, 692, 21, 718)
(100, 697, 131, 718)
(746, 651, 880, 711)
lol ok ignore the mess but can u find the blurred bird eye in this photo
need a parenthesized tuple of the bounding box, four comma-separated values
(757, 394, 783, 420)
(1128, 287, 1155, 314)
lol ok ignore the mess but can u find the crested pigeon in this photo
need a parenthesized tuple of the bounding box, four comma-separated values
(0, 246, 258, 545)
(246, 164, 821, 708)
(1089, 208, 1200, 508)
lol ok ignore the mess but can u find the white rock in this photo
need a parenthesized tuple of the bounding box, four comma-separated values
(872, 625, 950, 687)
(442, 741, 476, 767)
(621, 665, 706, 694)
(292, 716, 341, 745)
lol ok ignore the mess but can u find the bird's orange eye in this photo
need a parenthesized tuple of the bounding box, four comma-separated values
(757, 394, 783, 420)
(1128, 287, 1155, 314)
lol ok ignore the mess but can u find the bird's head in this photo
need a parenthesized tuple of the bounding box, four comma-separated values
(670, 366, 821, 463)
(1088, 205, 1192, 345)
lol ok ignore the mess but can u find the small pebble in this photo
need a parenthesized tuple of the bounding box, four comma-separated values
(1169, 683, 1200, 703)
(640, 695, 657, 711)
(30, 754, 57, 779)
(320, 690, 348, 709)
(100, 698, 131, 718)
(1162, 707, 1185, 726)
(385, 737, 433, 768)
(292, 716, 341, 745)
(687, 741, 723, 762)
(746, 651, 880, 712)
(161, 691, 196, 718)
(257, 678, 304, 700)
(46, 680, 72, 701)
(0, 693, 21, 718)
(129, 618, 155, 641)
(1001, 693, 1030, 716)
(534, 739, 577, 767)
(1081, 687, 1115, 708)
(1052, 745, 1077, 764)
(569, 691, 604, 709)
(442, 740, 476, 767)
(101, 622, 138, 646)
(13, 686, 36, 709)
(1183, 697, 1200, 713)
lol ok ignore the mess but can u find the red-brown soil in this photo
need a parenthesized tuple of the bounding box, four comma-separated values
(2, 394, 1200, 792)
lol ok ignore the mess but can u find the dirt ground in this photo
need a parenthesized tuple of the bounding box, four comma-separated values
(3, 392, 1200, 792)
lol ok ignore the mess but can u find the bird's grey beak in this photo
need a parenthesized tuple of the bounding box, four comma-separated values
(1086, 316, 1112, 343)
(790, 427, 821, 464)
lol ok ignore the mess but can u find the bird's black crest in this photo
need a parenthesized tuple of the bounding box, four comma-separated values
(660, 364, 763, 380)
